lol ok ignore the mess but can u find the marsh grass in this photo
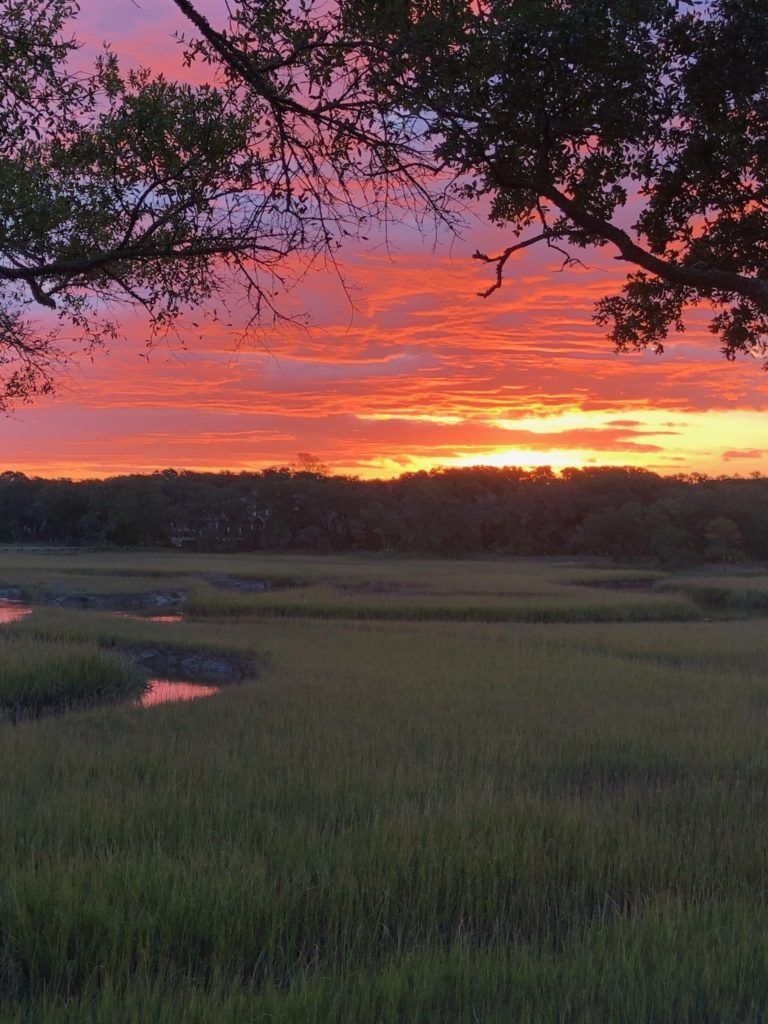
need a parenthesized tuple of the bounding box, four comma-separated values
(0, 549, 667, 593)
(6, 605, 261, 660)
(0, 606, 260, 717)
(541, 618, 768, 676)
(657, 574, 768, 614)
(183, 580, 700, 623)
(1, 551, 768, 1020)
(0, 567, 191, 600)
(0, 635, 143, 715)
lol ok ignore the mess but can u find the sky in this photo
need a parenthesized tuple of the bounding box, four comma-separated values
(1, 0, 766, 481)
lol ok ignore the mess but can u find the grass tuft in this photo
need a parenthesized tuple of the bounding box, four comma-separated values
(0, 636, 144, 716)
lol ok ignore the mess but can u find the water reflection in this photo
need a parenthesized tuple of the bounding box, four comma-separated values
(119, 613, 183, 623)
(138, 678, 219, 707)
(0, 599, 32, 624)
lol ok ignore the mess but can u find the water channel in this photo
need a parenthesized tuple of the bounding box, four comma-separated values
(116, 612, 183, 623)
(0, 599, 32, 624)
(138, 679, 220, 706)
(0, 600, 217, 707)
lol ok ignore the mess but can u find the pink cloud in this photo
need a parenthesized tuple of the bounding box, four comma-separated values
(722, 449, 766, 461)
(4, 0, 767, 480)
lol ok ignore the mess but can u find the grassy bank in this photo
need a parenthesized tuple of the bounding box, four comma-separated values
(0, 635, 144, 717)
(0, 551, 767, 1020)
(658, 575, 768, 614)
(182, 581, 699, 623)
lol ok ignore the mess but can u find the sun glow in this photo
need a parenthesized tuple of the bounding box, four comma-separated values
(355, 412, 465, 425)
(492, 411, 598, 433)
(449, 449, 591, 472)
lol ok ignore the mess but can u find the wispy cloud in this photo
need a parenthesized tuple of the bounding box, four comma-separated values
(5, 0, 767, 480)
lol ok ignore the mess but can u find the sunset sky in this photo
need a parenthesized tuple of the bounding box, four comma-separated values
(2, 0, 766, 481)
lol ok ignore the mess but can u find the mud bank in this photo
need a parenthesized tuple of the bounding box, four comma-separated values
(45, 590, 188, 611)
(129, 644, 259, 685)
(200, 574, 273, 593)
(578, 579, 660, 592)
(1, 644, 258, 723)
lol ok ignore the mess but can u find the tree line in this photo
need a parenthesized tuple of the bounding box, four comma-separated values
(1, 465, 765, 566)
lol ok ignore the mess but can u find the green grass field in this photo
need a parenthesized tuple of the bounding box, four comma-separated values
(1, 550, 767, 1021)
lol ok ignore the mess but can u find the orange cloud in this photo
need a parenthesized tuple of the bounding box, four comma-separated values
(3, 1, 767, 481)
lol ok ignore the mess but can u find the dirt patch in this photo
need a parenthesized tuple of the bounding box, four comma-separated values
(129, 644, 259, 685)
(43, 590, 187, 611)
(200, 574, 273, 593)
(578, 579, 659, 592)
(335, 581, 429, 596)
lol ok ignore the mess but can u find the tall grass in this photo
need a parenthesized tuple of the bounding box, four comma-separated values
(0, 636, 143, 715)
(0, 549, 666, 597)
(183, 581, 700, 623)
(1, 613, 768, 1018)
(658, 575, 768, 613)
(1, 552, 768, 1019)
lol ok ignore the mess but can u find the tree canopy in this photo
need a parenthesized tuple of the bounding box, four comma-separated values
(1, 0, 768, 410)
(0, 0, 441, 409)
(2, 463, 767, 567)
(357, 0, 768, 360)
